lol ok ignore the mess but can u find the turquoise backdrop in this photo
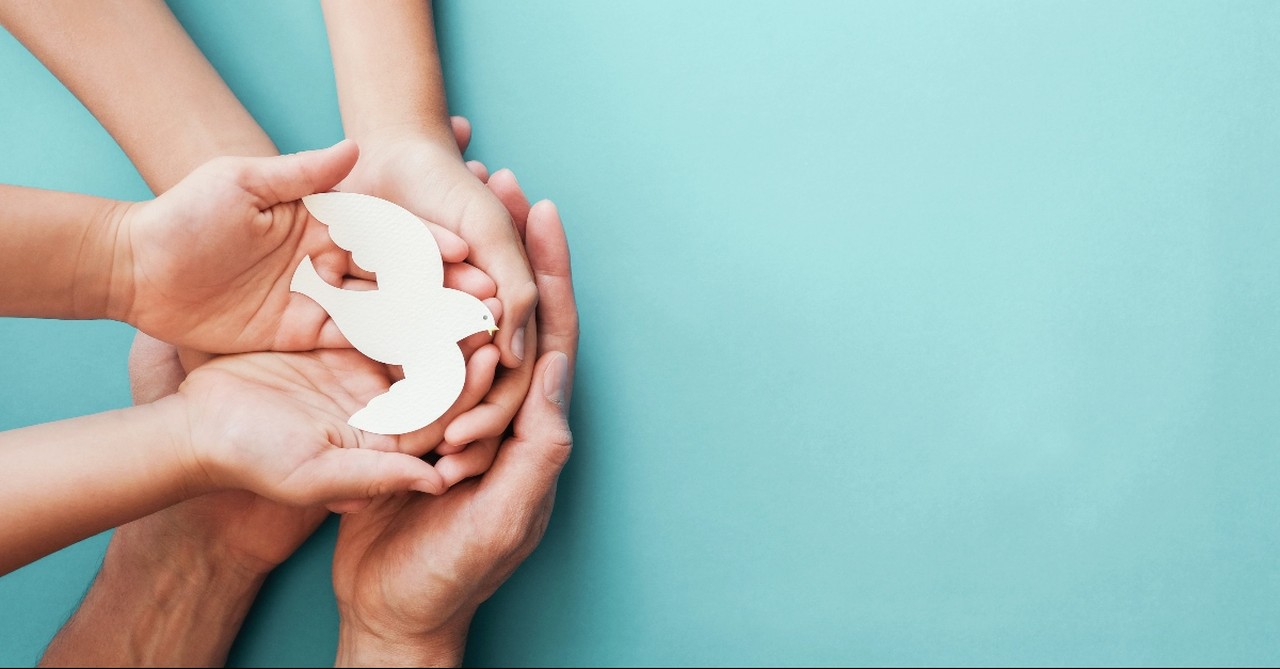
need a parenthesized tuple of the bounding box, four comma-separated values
(2, 1, 1279, 666)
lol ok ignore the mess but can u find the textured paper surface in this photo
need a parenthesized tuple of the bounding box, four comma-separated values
(292, 193, 496, 435)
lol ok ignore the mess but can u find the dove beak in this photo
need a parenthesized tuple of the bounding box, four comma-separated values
(487, 325, 500, 336)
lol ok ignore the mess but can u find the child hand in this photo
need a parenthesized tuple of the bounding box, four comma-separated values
(171, 349, 447, 508)
(116, 140, 469, 354)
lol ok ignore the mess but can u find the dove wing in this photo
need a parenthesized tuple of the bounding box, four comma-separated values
(302, 192, 444, 291)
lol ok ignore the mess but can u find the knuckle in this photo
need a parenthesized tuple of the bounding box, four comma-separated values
(511, 281, 540, 311)
(541, 432, 573, 471)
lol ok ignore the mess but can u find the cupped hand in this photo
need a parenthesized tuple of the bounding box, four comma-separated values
(331, 198, 578, 666)
(121, 140, 470, 354)
(341, 127, 537, 369)
(176, 349, 448, 507)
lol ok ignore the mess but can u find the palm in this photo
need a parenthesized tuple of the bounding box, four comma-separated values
(180, 350, 412, 501)
(128, 179, 350, 353)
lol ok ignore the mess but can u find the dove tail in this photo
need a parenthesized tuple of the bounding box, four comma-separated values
(290, 255, 329, 301)
(348, 378, 456, 436)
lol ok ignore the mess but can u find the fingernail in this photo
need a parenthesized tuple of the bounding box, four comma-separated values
(412, 479, 441, 495)
(512, 326, 526, 361)
(543, 352, 568, 405)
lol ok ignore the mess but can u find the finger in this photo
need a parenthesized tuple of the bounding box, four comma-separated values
(436, 437, 500, 487)
(451, 115, 472, 153)
(444, 321, 535, 446)
(466, 160, 490, 183)
(399, 344, 500, 457)
(279, 294, 353, 351)
(479, 352, 572, 506)
(428, 220, 469, 263)
(287, 448, 446, 504)
(443, 262, 497, 299)
(128, 333, 185, 404)
(487, 169, 532, 241)
(469, 239, 537, 368)
(241, 139, 360, 206)
(526, 199, 580, 407)
(327, 498, 372, 514)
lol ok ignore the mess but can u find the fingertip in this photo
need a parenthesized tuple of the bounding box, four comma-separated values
(490, 167, 517, 185)
(498, 285, 539, 367)
(451, 115, 473, 153)
(529, 198, 560, 226)
(319, 138, 361, 182)
(431, 223, 470, 262)
(330, 137, 359, 161)
(411, 475, 446, 496)
(466, 160, 490, 183)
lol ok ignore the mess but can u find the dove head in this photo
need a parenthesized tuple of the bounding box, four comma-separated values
(437, 289, 499, 341)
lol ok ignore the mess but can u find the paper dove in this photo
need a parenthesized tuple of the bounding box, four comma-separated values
(290, 192, 497, 435)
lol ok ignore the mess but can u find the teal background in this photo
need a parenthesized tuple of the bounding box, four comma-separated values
(2, 0, 1279, 665)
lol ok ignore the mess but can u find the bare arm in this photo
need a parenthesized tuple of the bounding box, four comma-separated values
(40, 533, 265, 667)
(321, 0, 537, 369)
(0, 398, 201, 577)
(0, 0, 277, 193)
(322, 0, 454, 149)
(0, 185, 128, 321)
(0, 3, 284, 664)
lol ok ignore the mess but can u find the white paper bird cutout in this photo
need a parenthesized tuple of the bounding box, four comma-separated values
(290, 192, 497, 435)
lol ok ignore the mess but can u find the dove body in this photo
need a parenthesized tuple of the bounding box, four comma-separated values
(291, 193, 496, 435)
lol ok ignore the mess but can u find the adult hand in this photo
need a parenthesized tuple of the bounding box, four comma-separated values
(331, 188, 578, 667)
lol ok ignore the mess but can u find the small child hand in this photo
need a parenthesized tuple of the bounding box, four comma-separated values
(171, 349, 446, 507)
(116, 141, 469, 354)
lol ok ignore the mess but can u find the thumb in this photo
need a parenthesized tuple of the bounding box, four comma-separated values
(281, 448, 445, 505)
(480, 352, 573, 506)
(242, 139, 360, 206)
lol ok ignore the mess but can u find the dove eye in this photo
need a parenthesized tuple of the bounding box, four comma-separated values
(482, 315, 489, 320)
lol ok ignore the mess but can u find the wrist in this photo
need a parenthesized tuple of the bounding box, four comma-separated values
(148, 393, 219, 498)
(335, 618, 470, 668)
(77, 198, 136, 322)
(42, 518, 268, 666)
(343, 133, 463, 199)
(354, 122, 459, 158)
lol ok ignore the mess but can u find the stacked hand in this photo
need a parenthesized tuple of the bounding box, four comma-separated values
(119, 122, 577, 625)
(333, 173, 578, 667)
(339, 122, 538, 453)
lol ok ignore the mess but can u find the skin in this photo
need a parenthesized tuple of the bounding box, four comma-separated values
(321, 0, 538, 451)
(0, 142, 479, 355)
(333, 192, 580, 667)
(40, 169, 574, 667)
(0, 347, 453, 578)
(0, 1, 567, 663)
(0, 0, 510, 436)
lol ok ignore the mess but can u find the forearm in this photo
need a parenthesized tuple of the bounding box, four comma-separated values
(41, 521, 265, 667)
(0, 396, 204, 575)
(0, 0, 276, 193)
(0, 185, 130, 321)
(321, 0, 455, 150)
